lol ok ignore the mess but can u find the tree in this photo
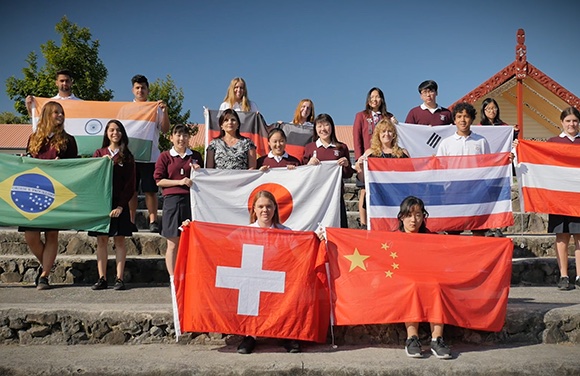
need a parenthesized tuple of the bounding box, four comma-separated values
(0, 112, 27, 124)
(5, 16, 113, 117)
(148, 75, 197, 151)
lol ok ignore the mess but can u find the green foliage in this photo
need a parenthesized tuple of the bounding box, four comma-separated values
(148, 75, 192, 151)
(0, 112, 27, 124)
(5, 16, 113, 117)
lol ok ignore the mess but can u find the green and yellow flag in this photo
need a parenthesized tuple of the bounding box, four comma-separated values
(0, 154, 112, 232)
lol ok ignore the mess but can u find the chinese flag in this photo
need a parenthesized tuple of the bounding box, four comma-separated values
(325, 228, 512, 332)
(174, 221, 329, 342)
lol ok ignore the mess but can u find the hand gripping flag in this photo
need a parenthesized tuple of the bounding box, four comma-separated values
(33, 97, 160, 161)
(190, 163, 342, 231)
(173, 221, 330, 342)
(205, 110, 313, 160)
(396, 123, 514, 157)
(515, 139, 580, 216)
(0, 154, 112, 232)
(325, 227, 512, 331)
(365, 153, 514, 232)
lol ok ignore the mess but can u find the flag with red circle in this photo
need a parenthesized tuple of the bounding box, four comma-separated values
(190, 163, 342, 231)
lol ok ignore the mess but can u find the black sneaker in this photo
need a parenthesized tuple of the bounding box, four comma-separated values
(431, 337, 452, 359)
(282, 339, 301, 353)
(35, 266, 43, 287)
(237, 336, 256, 354)
(91, 277, 108, 290)
(576, 277, 580, 289)
(113, 278, 125, 291)
(149, 222, 160, 233)
(405, 335, 422, 358)
(36, 276, 51, 290)
(131, 223, 139, 232)
(558, 276, 574, 291)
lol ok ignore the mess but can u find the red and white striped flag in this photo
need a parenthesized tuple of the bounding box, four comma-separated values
(515, 139, 580, 216)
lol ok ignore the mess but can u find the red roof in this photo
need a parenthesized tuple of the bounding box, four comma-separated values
(0, 124, 32, 150)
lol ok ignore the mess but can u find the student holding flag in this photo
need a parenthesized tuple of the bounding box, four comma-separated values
(89, 120, 136, 291)
(436, 102, 490, 236)
(303, 113, 353, 228)
(237, 190, 301, 354)
(405, 80, 452, 126)
(20, 101, 78, 290)
(291, 98, 315, 127)
(154, 124, 203, 278)
(353, 87, 397, 228)
(206, 109, 257, 170)
(257, 128, 301, 170)
(354, 118, 409, 222)
(219, 77, 259, 112)
(547, 107, 580, 290)
(397, 196, 452, 359)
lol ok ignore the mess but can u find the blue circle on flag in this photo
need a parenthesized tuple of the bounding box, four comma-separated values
(10, 174, 55, 213)
(85, 119, 103, 135)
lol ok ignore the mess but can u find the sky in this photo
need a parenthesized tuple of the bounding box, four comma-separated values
(1, 0, 579, 126)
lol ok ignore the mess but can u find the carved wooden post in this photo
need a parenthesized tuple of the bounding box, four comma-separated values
(515, 28, 527, 138)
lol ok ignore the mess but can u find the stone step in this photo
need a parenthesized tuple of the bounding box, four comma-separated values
(0, 252, 577, 291)
(0, 285, 578, 348)
(1, 228, 575, 260)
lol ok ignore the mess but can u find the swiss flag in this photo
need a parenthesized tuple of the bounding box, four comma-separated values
(325, 227, 512, 332)
(174, 221, 329, 342)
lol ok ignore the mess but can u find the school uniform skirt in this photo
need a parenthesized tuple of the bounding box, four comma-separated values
(548, 214, 580, 234)
(88, 204, 132, 237)
(161, 194, 191, 238)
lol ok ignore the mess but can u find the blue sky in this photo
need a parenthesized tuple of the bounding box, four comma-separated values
(1, 0, 579, 125)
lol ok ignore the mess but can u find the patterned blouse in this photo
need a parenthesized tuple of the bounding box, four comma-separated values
(207, 137, 256, 170)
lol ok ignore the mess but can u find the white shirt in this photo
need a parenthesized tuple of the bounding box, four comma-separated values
(219, 100, 259, 112)
(315, 139, 336, 148)
(169, 147, 193, 158)
(436, 132, 490, 156)
(249, 221, 291, 230)
(267, 151, 289, 163)
(420, 103, 442, 114)
(559, 132, 580, 142)
(51, 93, 81, 100)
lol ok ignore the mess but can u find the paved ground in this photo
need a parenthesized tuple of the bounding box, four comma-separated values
(1, 284, 579, 312)
(1, 285, 579, 375)
(1, 342, 580, 375)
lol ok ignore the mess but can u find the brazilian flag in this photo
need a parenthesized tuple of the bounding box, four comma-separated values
(0, 154, 112, 232)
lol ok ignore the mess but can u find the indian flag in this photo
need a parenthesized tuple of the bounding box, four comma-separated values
(32, 97, 160, 162)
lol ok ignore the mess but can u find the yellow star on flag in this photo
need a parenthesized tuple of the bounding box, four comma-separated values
(381, 243, 389, 250)
(390, 252, 398, 259)
(385, 270, 393, 278)
(392, 263, 399, 270)
(344, 248, 370, 272)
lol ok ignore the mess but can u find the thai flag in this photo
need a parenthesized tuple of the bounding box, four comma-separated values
(365, 153, 514, 232)
(515, 140, 580, 217)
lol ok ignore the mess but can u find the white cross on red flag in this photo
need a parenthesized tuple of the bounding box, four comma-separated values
(173, 221, 329, 342)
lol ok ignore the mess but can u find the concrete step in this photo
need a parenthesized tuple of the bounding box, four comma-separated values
(0, 286, 578, 348)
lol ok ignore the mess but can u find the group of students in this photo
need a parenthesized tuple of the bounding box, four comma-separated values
(19, 73, 580, 357)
